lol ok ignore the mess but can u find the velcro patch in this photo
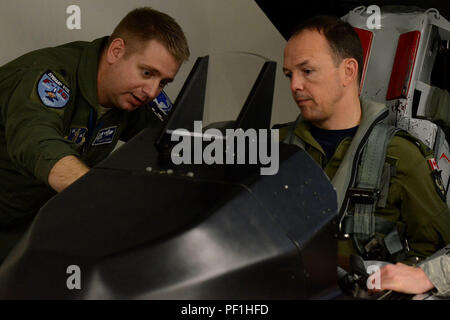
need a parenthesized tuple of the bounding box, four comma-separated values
(431, 170, 447, 202)
(67, 127, 87, 145)
(37, 71, 70, 108)
(151, 91, 173, 121)
(92, 126, 117, 146)
(155, 90, 173, 115)
(427, 157, 446, 202)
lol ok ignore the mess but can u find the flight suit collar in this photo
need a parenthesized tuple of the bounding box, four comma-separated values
(77, 36, 109, 111)
(293, 119, 325, 156)
(293, 116, 352, 171)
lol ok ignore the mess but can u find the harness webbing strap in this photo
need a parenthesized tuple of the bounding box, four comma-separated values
(377, 163, 392, 209)
(352, 122, 391, 241)
(282, 104, 409, 259)
(350, 123, 402, 256)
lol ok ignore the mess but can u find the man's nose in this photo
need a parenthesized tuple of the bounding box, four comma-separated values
(290, 74, 304, 92)
(142, 81, 161, 101)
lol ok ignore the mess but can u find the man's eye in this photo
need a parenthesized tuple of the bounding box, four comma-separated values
(284, 73, 292, 79)
(143, 70, 153, 77)
(303, 69, 313, 75)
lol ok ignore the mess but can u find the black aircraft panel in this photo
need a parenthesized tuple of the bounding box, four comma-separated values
(0, 54, 340, 299)
(0, 142, 338, 299)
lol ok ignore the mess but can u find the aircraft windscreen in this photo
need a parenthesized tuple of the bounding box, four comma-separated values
(202, 52, 271, 128)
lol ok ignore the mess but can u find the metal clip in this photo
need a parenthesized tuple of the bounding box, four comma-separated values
(348, 187, 380, 205)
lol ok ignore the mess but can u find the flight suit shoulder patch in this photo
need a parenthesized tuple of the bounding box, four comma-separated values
(36, 70, 71, 109)
(428, 158, 447, 202)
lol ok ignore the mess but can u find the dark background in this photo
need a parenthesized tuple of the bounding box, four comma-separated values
(255, 0, 450, 39)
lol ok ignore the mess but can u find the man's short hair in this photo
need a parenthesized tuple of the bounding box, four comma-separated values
(290, 15, 363, 84)
(108, 7, 190, 63)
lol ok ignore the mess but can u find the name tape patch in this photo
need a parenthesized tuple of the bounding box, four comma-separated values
(37, 71, 71, 108)
(92, 126, 117, 146)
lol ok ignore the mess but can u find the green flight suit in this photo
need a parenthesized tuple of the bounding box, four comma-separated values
(0, 37, 162, 262)
(420, 244, 450, 297)
(279, 99, 450, 269)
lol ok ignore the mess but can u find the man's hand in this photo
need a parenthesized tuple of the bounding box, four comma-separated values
(368, 263, 435, 294)
(48, 155, 90, 192)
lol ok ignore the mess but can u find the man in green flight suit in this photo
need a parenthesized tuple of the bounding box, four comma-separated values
(369, 244, 450, 297)
(0, 7, 190, 264)
(280, 15, 450, 296)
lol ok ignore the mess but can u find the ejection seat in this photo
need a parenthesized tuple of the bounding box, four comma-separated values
(343, 6, 450, 207)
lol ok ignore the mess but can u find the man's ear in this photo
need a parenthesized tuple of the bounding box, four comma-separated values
(342, 58, 359, 87)
(105, 38, 126, 64)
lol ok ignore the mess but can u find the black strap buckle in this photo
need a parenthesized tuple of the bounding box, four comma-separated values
(348, 187, 380, 205)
